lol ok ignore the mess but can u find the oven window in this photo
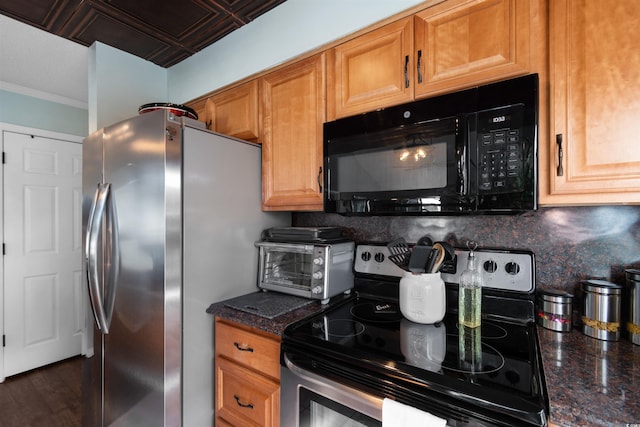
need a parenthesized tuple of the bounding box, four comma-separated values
(263, 249, 313, 288)
(326, 117, 458, 194)
(299, 387, 381, 427)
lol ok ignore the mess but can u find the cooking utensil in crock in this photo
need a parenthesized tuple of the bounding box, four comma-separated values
(416, 235, 433, 246)
(409, 245, 432, 273)
(387, 238, 411, 271)
(428, 243, 447, 273)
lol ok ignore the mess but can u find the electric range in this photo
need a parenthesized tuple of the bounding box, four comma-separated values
(281, 243, 548, 427)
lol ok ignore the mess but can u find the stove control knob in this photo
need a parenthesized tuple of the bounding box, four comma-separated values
(311, 286, 323, 294)
(505, 261, 520, 275)
(361, 251, 372, 262)
(374, 252, 385, 263)
(313, 271, 324, 280)
(313, 257, 324, 265)
(483, 260, 497, 273)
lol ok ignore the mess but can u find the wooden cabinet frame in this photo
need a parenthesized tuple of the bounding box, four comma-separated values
(541, 0, 640, 204)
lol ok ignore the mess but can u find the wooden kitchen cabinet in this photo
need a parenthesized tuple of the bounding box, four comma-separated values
(541, 0, 640, 204)
(209, 80, 260, 142)
(261, 53, 326, 211)
(214, 319, 280, 427)
(329, 0, 535, 119)
(188, 96, 213, 130)
(328, 17, 414, 119)
(414, 0, 532, 98)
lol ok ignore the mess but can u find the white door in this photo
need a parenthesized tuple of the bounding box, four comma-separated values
(3, 131, 84, 377)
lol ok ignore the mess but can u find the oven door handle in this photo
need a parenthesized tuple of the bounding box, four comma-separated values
(283, 352, 384, 408)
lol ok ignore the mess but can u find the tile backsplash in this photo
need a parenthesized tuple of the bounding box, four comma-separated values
(294, 205, 640, 294)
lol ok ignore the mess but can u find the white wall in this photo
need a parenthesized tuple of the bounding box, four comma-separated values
(167, 0, 428, 103)
(88, 42, 167, 132)
(0, 14, 167, 134)
(0, 14, 88, 107)
(1, 1, 431, 133)
(0, 14, 88, 136)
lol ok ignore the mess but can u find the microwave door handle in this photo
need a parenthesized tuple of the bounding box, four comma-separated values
(85, 183, 110, 334)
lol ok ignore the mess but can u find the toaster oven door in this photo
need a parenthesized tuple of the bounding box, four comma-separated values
(257, 243, 316, 294)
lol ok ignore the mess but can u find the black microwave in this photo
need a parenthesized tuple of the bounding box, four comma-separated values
(323, 74, 538, 215)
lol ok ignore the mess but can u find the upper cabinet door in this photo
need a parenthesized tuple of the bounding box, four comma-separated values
(189, 97, 213, 130)
(210, 80, 260, 142)
(414, 0, 530, 98)
(328, 17, 414, 120)
(543, 0, 640, 204)
(261, 54, 326, 211)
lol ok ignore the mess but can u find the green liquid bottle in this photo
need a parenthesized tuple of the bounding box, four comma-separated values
(459, 242, 482, 328)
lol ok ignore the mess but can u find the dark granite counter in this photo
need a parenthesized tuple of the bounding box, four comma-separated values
(538, 327, 640, 426)
(206, 291, 352, 337)
(208, 292, 640, 426)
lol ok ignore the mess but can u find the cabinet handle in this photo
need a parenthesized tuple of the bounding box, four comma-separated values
(233, 342, 254, 352)
(205, 119, 212, 130)
(404, 55, 410, 88)
(556, 134, 564, 177)
(417, 50, 423, 84)
(317, 166, 323, 193)
(234, 395, 254, 409)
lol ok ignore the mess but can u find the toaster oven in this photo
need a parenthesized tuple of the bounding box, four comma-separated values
(255, 240, 355, 304)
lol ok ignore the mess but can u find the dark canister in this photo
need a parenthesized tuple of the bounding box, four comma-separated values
(626, 269, 640, 345)
(537, 288, 573, 332)
(581, 279, 623, 341)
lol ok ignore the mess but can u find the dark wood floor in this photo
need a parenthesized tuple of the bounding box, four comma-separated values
(0, 356, 82, 427)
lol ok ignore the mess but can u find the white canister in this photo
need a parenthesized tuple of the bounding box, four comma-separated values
(399, 272, 446, 324)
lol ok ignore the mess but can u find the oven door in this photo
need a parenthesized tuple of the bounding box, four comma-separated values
(281, 353, 382, 427)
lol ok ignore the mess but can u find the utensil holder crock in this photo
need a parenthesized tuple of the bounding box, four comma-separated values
(399, 272, 446, 324)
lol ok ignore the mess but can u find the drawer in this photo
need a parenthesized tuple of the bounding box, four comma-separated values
(215, 416, 234, 427)
(215, 320, 280, 379)
(215, 357, 279, 427)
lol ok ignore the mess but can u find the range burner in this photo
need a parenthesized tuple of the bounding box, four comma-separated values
(320, 319, 365, 338)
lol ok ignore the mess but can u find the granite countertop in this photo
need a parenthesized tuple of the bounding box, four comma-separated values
(538, 327, 640, 426)
(206, 291, 352, 337)
(208, 292, 640, 426)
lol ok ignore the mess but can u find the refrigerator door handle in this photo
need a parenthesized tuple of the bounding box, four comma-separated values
(85, 183, 111, 334)
(103, 184, 120, 331)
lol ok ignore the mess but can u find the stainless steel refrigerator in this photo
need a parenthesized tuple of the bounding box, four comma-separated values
(81, 109, 289, 427)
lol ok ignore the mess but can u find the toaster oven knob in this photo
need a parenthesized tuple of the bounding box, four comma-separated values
(313, 257, 324, 265)
(311, 285, 323, 294)
(313, 271, 324, 280)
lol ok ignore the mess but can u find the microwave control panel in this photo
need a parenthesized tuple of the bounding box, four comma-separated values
(477, 105, 525, 195)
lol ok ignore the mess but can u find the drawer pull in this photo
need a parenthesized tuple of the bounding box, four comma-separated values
(234, 395, 254, 409)
(233, 342, 254, 352)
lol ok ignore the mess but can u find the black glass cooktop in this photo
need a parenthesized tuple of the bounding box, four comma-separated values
(282, 295, 548, 426)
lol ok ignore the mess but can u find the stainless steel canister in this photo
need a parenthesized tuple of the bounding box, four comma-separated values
(625, 269, 640, 345)
(537, 289, 573, 332)
(581, 279, 623, 341)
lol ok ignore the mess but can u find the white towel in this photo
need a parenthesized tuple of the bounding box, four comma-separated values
(382, 398, 447, 427)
